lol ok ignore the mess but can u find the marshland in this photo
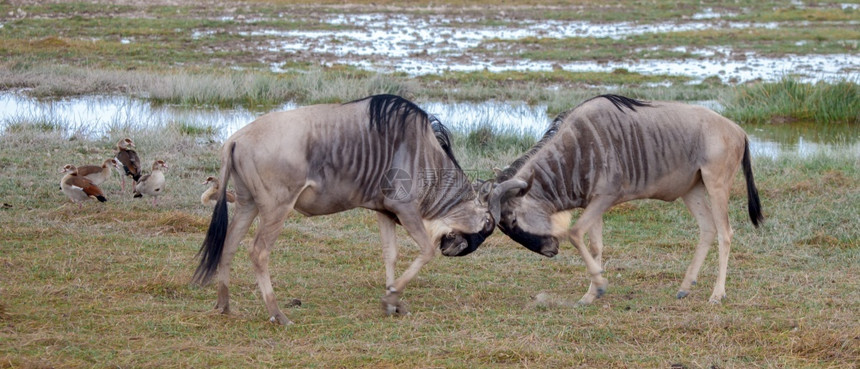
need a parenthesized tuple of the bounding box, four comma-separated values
(1, 0, 858, 368)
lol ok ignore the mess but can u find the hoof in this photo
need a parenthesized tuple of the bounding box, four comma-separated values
(382, 302, 409, 316)
(708, 294, 726, 304)
(595, 286, 606, 298)
(576, 293, 597, 306)
(214, 303, 230, 315)
(676, 290, 689, 299)
(268, 313, 293, 325)
(380, 292, 409, 316)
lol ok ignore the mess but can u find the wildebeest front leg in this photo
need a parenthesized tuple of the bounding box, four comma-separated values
(580, 218, 606, 304)
(376, 212, 403, 314)
(678, 183, 716, 299)
(568, 199, 612, 305)
(381, 211, 436, 315)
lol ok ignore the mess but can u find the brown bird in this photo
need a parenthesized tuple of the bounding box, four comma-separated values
(201, 176, 236, 206)
(134, 160, 167, 206)
(114, 138, 142, 191)
(59, 165, 107, 208)
(75, 158, 120, 186)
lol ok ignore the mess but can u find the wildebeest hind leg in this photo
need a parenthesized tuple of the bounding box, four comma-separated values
(250, 204, 293, 325)
(678, 183, 716, 299)
(702, 167, 736, 304)
(568, 199, 612, 305)
(215, 202, 259, 314)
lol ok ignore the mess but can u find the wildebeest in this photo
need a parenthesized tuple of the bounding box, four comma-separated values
(487, 95, 763, 305)
(194, 95, 494, 325)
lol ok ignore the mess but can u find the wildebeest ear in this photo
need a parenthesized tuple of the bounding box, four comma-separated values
(521, 170, 534, 196)
(474, 179, 494, 205)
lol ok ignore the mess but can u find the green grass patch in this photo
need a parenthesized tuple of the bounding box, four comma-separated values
(724, 78, 860, 124)
(728, 5, 860, 22)
(174, 121, 218, 137)
(420, 69, 691, 87)
(478, 26, 860, 63)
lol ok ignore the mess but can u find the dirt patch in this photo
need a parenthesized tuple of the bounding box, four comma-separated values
(789, 170, 855, 194)
(150, 210, 209, 233)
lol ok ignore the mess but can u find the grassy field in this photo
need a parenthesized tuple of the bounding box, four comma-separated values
(1, 0, 859, 368)
(1, 112, 858, 368)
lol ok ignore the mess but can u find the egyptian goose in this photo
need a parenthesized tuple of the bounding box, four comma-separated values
(133, 160, 167, 206)
(59, 165, 107, 208)
(75, 158, 119, 186)
(201, 176, 236, 206)
(114, 138, 142, 191)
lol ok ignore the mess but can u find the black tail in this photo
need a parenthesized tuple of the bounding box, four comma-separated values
(193, 142, 235, 285)
(96, 195, 107, 202)
(742, 138, 764, 227)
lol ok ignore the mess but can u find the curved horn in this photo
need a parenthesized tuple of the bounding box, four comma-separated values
(489, 179, 528, 224)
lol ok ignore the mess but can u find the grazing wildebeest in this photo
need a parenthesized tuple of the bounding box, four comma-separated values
(193, 95, 494, 325)
(487, 95, 763, 305)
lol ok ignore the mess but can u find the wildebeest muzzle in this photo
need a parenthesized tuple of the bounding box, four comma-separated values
(439, 219, 495, 257)
(498, 222, 559, 257)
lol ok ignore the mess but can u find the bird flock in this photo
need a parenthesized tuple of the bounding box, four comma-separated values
(58, 138, 210, 208)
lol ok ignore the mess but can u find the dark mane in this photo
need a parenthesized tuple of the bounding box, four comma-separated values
(495, 94, 649, 182)
(591, 94, 650, 112)
(348, 94, 461, 170)
(429, 115, 462, 171)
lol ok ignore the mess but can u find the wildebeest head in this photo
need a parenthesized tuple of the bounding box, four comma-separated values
(436, 182, 495, 257)
(488, 173, 560, 257)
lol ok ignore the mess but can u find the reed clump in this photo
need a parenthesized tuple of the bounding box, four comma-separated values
(724, 78, 860, 124)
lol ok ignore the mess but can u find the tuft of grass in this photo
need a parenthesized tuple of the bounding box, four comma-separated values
(724, 78, 860, 124)
(174, 121, 217, 137)
(462, 125, 536, 155)
(2, 118, 64, 134)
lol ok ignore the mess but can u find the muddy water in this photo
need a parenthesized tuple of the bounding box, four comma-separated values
(1, 93, 857, 159)
(202, 12, 859, 83)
